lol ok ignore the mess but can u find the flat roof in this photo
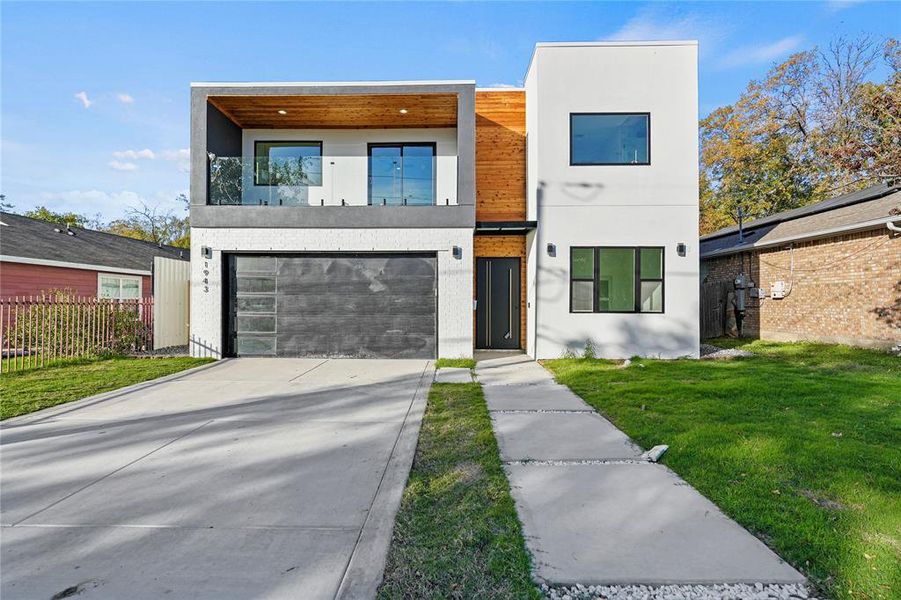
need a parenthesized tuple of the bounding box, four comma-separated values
(191, 80, 476, 88)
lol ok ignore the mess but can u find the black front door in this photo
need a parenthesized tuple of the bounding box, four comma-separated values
(476, 257, 521, 349)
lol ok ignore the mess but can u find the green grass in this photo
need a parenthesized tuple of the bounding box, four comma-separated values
(435, 358, 477, 370)
(544, 339, 901, 600)
(378, 383, 541, 600)
(0, 356, 214, 420)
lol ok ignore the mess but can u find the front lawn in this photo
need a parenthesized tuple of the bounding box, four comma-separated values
(378, 383, 541, 599)
(544, 339, 900, 600)
(0, 356, 214, 420)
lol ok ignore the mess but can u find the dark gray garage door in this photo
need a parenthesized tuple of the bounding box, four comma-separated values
(227, 254, 437, 359)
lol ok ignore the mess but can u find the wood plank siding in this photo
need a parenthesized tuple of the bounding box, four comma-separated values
(0, 262, 151, 300)
(208, 94, 458, 129)
(475, 90, 526, 222)
(473, 236, 527, 349)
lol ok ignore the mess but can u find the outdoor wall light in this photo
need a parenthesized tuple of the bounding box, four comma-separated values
(452, 246, 463, 260)
(399, 108, 408, 114)
(277, 109, 288, 115)
(546, 243, 556, 257)
(201, 246, 213, 259)
(677, 243, 687, 257)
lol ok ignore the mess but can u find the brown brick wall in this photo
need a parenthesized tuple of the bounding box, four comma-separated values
(701, 228, 900, 347)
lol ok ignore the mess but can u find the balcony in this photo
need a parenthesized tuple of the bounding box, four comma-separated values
(191, 81, 476, 228)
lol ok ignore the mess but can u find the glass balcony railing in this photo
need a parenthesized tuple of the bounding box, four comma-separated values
(207, 155, 448, 207)
(209, 156, 323, 206)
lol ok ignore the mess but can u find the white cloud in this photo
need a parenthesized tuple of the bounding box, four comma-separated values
(112, 148, 156, 160)
(485, 83, 519, 89)
(117, 93, 135, 104)
(719, 35, 804, 68)
(108, 161, 138, 171)
(609, 10, 703, 42)
(74, 91, 92, 108)
(38, 190, 145, 218)
(604, 7, 727, 56)
(160, 148, 189, 161)
(826, 0, 866, 12)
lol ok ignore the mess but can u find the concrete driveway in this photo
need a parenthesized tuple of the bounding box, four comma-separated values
(0, 358, 431, 600)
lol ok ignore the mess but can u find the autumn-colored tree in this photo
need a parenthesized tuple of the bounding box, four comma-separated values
(105, 195, 190, 248)
(700, 36, 900, 234)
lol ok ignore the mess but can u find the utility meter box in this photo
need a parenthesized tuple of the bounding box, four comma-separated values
(771, 281, 786, 299)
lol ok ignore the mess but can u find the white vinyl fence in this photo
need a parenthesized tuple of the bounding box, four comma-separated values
(152, 256, 190, 350)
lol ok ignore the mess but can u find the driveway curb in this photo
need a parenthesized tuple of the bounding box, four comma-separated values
(1, 358, 229, 427)
(334, 360, 433, 600)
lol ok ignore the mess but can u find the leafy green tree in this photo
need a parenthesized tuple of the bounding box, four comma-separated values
(23, 206, 101, 228)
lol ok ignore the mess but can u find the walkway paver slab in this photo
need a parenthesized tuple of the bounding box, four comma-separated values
(1, 524, 357, 600)
(476, 354, 554, 386)
(434, 368, 472, 383)
(506, 463, 806, 585)
(492, 412, 643, 461)
(484, 383, 590, 411)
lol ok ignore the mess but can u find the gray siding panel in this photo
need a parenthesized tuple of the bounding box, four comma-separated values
(229, 254, 436, 358)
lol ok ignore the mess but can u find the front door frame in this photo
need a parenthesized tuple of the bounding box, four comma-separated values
(475, 256, 522, 350)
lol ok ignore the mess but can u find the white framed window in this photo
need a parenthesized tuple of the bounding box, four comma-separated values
(98, 274, 142, 300)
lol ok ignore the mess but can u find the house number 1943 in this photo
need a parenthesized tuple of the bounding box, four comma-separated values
(203, 261, 210, 293)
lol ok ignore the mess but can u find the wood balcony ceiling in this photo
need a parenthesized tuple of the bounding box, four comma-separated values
(208, 94, 458, 129)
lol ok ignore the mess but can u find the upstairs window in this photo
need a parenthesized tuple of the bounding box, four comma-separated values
(254, 141, 323, 186)
(368, 143, 436, 206)
(570, 113, 650, 165)
(570, 247, 664, 313)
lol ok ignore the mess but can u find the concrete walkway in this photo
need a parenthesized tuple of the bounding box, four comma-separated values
(1, 358, 431, 600)
(476, 352, 806, 587)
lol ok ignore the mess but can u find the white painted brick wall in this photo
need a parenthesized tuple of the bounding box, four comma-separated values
(190, 227, 473, 359)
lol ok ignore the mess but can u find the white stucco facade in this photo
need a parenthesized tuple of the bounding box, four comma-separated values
(240, 128, 458, 206)
(525, 42, 700, 359)
(190, 227, 473, 359)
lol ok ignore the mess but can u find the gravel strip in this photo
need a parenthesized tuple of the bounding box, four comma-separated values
(543, 582, 816, 600)
(700, 343, 754, 360)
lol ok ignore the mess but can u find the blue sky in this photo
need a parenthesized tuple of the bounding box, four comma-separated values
(1, 1, 897, 221)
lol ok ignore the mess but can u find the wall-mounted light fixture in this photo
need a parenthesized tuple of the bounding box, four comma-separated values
(452, 246, 462, 260)
(201, 246, 213, 259)
(676, 243, 687, 257)
(546, 243, 556, 257)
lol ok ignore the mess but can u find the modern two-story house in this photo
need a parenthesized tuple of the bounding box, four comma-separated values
(189, 41, 700, 360)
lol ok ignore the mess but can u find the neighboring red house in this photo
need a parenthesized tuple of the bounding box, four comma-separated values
(0, 212, 188, 300)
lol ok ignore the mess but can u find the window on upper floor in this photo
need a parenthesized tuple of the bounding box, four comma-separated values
(570, 113, 650, 166)
(98, 274, 142, 301)
(570, 247, 664, 313)
(254, 141, 323, 186)
(368, 143, 436, 206)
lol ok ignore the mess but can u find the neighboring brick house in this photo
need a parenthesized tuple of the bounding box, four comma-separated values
(699, 182, 901, 348)
(0, 212, 189, 300)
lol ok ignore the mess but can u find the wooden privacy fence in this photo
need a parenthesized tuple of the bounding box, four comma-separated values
(700, 282, 727, 339)
(0, 295, 154, 372)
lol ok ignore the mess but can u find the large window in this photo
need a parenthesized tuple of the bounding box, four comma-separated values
(254, 141, 323, 186)
(570, 113, 650, 165)
(368, 143, 436, 205)
(98, 274, 142, 301)
(570, 247, 664, 313)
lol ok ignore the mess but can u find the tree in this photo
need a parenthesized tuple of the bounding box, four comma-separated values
(22, 206, 102, 229)
(104, 194, 190, 248)
(700, 35, 900, 234)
